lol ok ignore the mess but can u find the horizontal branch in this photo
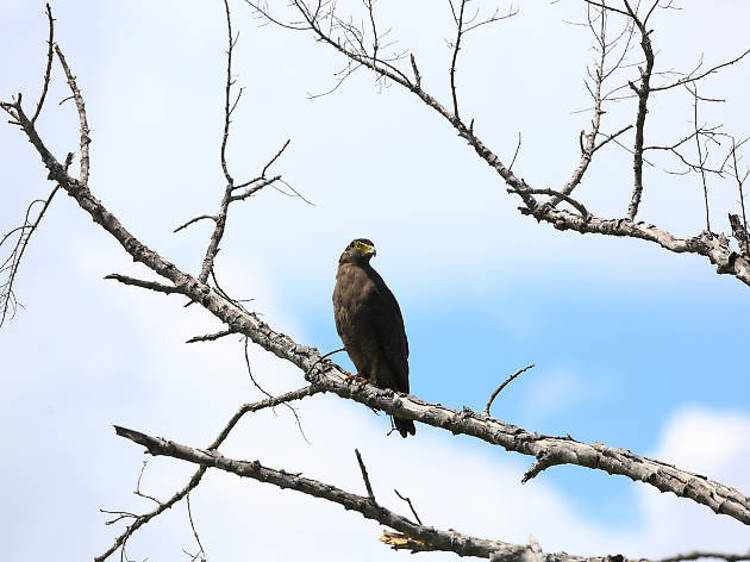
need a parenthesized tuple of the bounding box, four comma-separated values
(114, 425, 635, 562)
(185, 328, 237, 344)
(516, 206, 750, 286)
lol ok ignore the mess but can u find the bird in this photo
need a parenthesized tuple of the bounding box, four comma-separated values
(332, 238, 415, 437)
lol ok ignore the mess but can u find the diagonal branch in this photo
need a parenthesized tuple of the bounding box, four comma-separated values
(96, 385, 320, 561)
(484, 363, 535, 416)
(54, 44, 90, 185)
(115, 424, 640, 562)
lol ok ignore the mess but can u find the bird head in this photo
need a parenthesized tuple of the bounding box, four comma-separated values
(340, 238, 376, 264)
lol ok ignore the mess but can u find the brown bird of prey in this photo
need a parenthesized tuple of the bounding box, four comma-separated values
(333, 238, 415, 437)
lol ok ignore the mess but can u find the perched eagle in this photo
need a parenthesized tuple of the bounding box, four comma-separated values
(333, 238, 415, 437)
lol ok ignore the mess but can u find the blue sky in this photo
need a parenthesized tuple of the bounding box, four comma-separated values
(2, 1, 750, 560)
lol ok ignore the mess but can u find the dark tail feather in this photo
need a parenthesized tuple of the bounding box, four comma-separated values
(394, 416, 416, 438)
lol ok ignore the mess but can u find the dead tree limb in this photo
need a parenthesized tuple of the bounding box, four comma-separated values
(115, 424, 643, 562)
(246, 1, 750, 288)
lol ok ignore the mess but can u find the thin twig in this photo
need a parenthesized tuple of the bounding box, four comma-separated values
(394, 489, 423, 525)
(656, 552, 750, 562)
(0, 183, 60, 328)
(354, 448, 376, 502)
(244, 336, 312, 444)
(104, 274, 183, 296)
(651, 47, 750, 92)
(509, 132, 522, 172)
(134, 461, 163, 506)
(625, 2, 655, 220)
(186, 329, 237, 344)
(449, 0, 467, 119)
(691, 85, 711, 231)
(173, 215, 217, 234)
(31, 4, 54, 124)
(185, 493, 207, 561)
(484, 363, 535, 415)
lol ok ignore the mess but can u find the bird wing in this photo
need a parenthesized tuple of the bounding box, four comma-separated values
(366, 269, 410, 393)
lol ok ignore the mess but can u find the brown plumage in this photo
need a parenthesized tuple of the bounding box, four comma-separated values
(332, 238, 415, 437)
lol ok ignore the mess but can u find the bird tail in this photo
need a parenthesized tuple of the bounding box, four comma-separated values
(394, 416, 416, 438)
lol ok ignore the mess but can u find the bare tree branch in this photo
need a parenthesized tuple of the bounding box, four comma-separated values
(173, 215, 217, 234)
(54, 44, 90, 185)
(657, 552, 750, 562)
(394, 489, 423, 525)
(31, 3, 54, 124)
(624, 1, 656, 220)
(185, 493, 207, 562)
(95, 385, 320, 561)
(115, 424, 643, 562)
(0, 183, 60, 327)
(104, 274, 184, 296)
(185, 328, 237, 344)
(354, 448, 376, 502)
(484, 363, 535, 416)
(651, 47, 750, 92)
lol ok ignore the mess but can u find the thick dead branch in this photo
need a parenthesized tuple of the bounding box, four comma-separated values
(115, 424, 640, 562)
